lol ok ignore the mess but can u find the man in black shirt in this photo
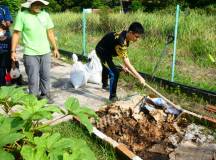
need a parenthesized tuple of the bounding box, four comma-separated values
(96, 22, 146, 101)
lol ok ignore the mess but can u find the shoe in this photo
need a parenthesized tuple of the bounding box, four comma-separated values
(109, 96, 118, 102)
(38, 94, 54, 104)
(102, 85, 109, 91)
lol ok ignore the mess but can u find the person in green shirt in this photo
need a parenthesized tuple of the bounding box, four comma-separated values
(11, 0, 60, 103)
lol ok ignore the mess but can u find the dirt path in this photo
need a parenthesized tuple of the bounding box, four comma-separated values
(17, 48, 132, 111)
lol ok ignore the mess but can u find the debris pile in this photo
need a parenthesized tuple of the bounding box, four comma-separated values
(95, 95, 216, 160)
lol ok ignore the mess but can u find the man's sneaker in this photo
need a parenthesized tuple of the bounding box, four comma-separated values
(38, 94, 54, 104)
(109, 96, 118, 102)
(102, 85, 109, 91)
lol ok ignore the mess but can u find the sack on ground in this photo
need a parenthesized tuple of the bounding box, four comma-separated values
(70, 54, 89, 89)
(85, 50, 102, 84)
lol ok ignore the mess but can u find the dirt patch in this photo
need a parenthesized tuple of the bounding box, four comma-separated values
(95, 96, 181, 159)
(95, 95, 216, 160)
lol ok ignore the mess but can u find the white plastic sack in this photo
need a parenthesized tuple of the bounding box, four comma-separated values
(10, 68, 21, 79)
(85, 50, 102, 84)
(70, 54, 89, 89)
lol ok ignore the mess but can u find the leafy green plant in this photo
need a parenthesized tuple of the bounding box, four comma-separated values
(0, 86, 98, 160)
(0, 86, 26, 113)
(65, 97, 99, 133)
(21, 133, 96, 160)
(0, 116, 25, 160)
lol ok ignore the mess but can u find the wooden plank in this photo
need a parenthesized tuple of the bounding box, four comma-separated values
(205, 105, 216, 113)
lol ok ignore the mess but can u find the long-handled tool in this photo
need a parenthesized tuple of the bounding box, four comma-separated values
(122, 67, 216, 124)
(144, 82, 216, 124)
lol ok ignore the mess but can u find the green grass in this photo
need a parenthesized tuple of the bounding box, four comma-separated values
(51, 10, 216, 92)
(52, 122, 117, 160)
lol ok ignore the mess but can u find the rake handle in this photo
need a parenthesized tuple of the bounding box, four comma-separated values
(144, 83, 204, 119)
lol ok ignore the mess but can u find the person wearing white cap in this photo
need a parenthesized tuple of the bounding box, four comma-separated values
(11, 0, 60, 103)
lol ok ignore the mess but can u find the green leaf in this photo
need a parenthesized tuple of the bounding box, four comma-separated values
(10, 117, 25, 132)
(64, 97, 98, 133)
(0, 133, 24, 147)
(31, 111, 53, 120)
(23, 132, 34, 143)
(0, 117, 11, 134)
(21, 145, 49, 160)
(46, 133, 61, 149)
(41, 106, 62, 113)
(0, 117, 25, 147)
(17, 98, 60, 121)
(34, 134, 49, 148)
(0, 149, 14, 160)
(77, 107, 99, 120)
(64, 97, 80, 113)
(0, 86, 26, 108)
(21, 146, 35, 160)
(76, 113, 93, 133)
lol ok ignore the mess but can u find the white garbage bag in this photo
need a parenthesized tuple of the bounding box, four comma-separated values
(85, 50, 102, 84)
(70, 54, 89, 89)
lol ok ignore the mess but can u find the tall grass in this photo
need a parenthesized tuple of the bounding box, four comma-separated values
(51, 10, 216, 91)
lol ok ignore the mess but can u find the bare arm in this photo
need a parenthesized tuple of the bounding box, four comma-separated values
(122, 57, 145, 85)
(11, 30, 20, 61)
(47, 28, 60, 59)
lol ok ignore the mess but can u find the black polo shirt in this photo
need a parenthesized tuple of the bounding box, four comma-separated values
(96, 31, 129, 59)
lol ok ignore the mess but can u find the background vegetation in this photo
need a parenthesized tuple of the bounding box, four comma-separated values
(1, 0, 216, 14)
(0, 0, 215, 91)
(51, 10, 216, 92)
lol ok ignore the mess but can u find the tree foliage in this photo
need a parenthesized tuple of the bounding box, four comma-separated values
(0, 0, 23, 16)
(131, 0, 143, 11)
(92, 0, 106, 9)
(0, 0, 215, 14)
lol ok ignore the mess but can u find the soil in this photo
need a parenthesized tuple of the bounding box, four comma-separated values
(95, 95, 182, 160)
